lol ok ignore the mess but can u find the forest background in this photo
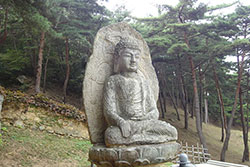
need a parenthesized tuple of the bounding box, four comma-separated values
(0, 0, 250, 163)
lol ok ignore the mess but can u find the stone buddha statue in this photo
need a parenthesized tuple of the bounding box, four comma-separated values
(84, 23, 180, 167)
(103, 37, 177, 147)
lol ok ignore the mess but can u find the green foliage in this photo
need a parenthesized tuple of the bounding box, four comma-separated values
(167, 43, 189, 55)
(134, 0, 250, 125)
(0, 50, 31, 85)
(231, 38, 250, 50)
(109, 5, 132, 23)
(0, 0, 249, 126)
(0, 127, 7, 146)
(0, 0, 110, 93)
(1, 127, 7, 132)
(0, 50, 29, 73)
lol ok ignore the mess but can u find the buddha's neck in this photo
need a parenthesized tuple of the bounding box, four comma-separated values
(120, 71, 138, 78)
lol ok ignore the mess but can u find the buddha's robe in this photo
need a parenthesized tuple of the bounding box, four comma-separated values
(103, 73, 177, 147)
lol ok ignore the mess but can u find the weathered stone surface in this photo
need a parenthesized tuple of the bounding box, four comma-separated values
(104, 119, 177, 147)
(84, 22, 179, 167)
(16, 75, 30, 84)
(14, 119, 24, 128)
(89, 142, 180, 167)
(103, 61, 177, 146)
(83, 22, 159, 144)
(24, 112, 41, 123)
(39, 125, 45, 131)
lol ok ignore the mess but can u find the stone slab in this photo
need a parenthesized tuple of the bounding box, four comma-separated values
(195, 164, 219, 167)
(89, 142, 180, 167)
(206, 160, 248, 167)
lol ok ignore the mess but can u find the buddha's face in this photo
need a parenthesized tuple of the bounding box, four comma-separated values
(118, 48, 140, 73)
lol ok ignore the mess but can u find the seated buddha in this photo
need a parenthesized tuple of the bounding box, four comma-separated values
(103, 37, 177, 147)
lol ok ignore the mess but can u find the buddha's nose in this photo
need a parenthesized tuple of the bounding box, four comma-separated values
(131, 55, 136, 62)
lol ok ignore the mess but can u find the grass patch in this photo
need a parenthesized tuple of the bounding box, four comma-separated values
(0, 125, 92, 167)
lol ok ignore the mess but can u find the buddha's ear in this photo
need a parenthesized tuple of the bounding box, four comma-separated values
(113, 56, 120, 74)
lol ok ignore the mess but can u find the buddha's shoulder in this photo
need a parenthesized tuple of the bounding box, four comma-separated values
(105, 74, 122, 85)
(106, 73, 145, 83)
(107, 74, 121, 81)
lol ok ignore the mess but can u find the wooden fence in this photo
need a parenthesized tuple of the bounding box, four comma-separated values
(180, 142, 211, 164)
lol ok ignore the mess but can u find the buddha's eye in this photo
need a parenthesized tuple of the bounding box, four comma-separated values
(123, 54, 131, 58)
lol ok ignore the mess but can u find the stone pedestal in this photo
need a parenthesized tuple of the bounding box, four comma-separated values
(89, 142, 180, 167)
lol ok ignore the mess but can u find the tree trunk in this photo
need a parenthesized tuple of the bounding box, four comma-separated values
(188, 55, 207, 149)
(43, 58, 49, 93)
(183, 30, 207, 148)
(220, 52, 246, 161)
(191, 94, 195, 118)
(204, 75, 208, 124)
(199, 66, 204, 128)
(32, 49, 37, 76)
(242, 22, 249, 162)
(204, 94, 208, 124)
(243, 69, 250, 161)
(177, 55, 189, 129)
(162, 91, 167, 117)
(174, 78, 179, 107)
(159, 90, 165, 119)
(63, 38, 70, 103)
(0, 8, 8, 45)
(35, 31, 45, 93)
(167, 87, 180, 121)
(240, 86, 249, 162)
(212, 64, 227, 142)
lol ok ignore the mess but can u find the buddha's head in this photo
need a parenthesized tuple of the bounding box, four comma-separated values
(114, 37, 141, 73)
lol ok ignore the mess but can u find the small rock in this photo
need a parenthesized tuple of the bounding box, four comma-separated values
(16, 75, 28, 84)
(58, 119, 64, 124)
(14, 120, 24, 128)
(31, 124, 37, 130)
(46, 126, 54, 133)
(39, 125, 45, 131)
(2, 121, 10, 126)
(25, 112, 37, 121)
(34, 117, 41, 123)
(20, 115, 26, 120)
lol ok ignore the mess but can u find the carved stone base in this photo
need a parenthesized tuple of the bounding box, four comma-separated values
(89, 142, 180, 167)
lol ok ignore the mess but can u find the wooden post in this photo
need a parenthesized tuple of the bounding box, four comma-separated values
(186, 142, 188, 154)
(197, 143, 201, 163)
(201, 144, 206, 162)
(192, 145, 195, 163)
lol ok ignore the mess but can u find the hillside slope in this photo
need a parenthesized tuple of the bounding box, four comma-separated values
(165, 102, 250, 166)
(0, 86, 249, 166)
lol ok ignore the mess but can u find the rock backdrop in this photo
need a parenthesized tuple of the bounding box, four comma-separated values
(83, 22, 159, 144)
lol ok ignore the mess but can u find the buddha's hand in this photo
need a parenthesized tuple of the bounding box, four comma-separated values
(120, 120, 131, 138)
